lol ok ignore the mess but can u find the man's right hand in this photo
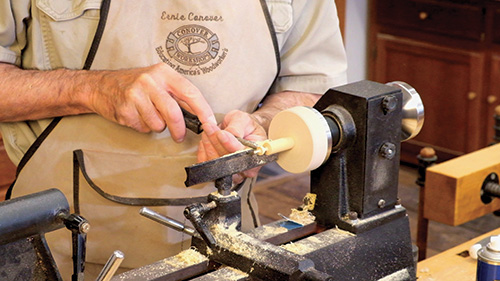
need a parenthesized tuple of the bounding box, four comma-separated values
(0, 62, 216, 143)
(89, 63, 216, 142)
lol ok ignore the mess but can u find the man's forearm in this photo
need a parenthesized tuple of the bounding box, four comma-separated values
(0, 62, 217, 137)
(252, 91, 321, 132)
(0, 63, 93, 122)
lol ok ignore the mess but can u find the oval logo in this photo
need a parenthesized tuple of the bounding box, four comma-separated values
(166, 24, 220, 66)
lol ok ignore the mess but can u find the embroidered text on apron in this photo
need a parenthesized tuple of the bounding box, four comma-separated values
(10, 0, 279, 271)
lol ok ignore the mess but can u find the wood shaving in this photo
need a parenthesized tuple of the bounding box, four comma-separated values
(280, 241, 311, 255)
(288, 208, 316, 225)
(301, 193, 317, 211)
(164, 248, 208, 267)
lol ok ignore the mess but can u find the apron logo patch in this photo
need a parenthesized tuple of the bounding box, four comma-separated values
(156, 24, 228, 76)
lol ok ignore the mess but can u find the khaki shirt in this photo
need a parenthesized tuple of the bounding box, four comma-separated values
(0, 0, 347, 165)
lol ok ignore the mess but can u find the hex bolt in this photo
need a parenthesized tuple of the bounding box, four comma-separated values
(378, 199, 386, 208)
(379, 142, 396, 159)
(395, 198, 403, 209)
(381, 95, 397, 114)
(348, 211, 358, 221)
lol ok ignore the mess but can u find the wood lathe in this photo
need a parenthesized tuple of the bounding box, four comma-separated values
(0, 80, 425, 280)
(114, 80, 425, 280)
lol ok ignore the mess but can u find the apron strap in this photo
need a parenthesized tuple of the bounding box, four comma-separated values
(83, 0, 112, 70)
(5, 0, 112, 200)
(259, 0, 281, 79)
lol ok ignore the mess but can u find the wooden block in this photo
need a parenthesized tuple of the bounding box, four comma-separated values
(424, 143, 500, 226)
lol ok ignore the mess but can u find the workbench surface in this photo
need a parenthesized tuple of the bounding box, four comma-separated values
(417, 227, 500, 281)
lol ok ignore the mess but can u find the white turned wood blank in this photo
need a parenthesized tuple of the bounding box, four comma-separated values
(255, 138, 295, 156)
(268, 106, 329, 174)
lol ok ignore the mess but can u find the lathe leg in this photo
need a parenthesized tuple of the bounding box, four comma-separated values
(416, 147, 437, 261)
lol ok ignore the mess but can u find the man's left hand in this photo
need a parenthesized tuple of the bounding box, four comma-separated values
(197, 109, 267, 183)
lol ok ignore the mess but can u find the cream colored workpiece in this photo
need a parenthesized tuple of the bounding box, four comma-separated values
(260, 106, 330, 174)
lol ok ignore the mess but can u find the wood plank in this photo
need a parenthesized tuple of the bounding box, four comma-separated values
(254, 187, 303, 225)
(424, 143, 500, 225)
(417, 228, 500, 281)
(398, 165, 419, 213)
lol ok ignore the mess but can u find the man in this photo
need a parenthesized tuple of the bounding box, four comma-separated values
(0, 0, 347, 279)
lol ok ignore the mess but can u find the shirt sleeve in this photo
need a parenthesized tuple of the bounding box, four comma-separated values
(0, 0, 30, 66)
(269, 0, 348, 95)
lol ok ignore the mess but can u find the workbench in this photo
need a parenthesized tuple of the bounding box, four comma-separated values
(417, 227, 500, 281)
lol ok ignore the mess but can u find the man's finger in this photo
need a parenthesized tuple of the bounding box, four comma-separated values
(201, 133, 220, 160)
(197, 140, 208, 163)
(216, 131, 244, 152)
(152, 90, 186, 142)
(165, 73, 216, 126)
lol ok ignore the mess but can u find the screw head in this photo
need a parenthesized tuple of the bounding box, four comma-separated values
(348, 211, 358, 220)
(379, 142, 396, 159)
(382, 95, 397, 114)
(378, 199, 386, 208)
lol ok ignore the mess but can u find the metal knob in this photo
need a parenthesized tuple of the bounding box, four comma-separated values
(419, 11, 428, 20)
(385, 81, 425, 141)
(488, 95, 497, 104)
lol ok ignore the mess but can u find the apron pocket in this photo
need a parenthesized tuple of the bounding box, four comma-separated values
(266, 0, 293, 33)
(72, 149, 211, 267)
(36, 0, 102, 21)
(35, 0, 103, 69)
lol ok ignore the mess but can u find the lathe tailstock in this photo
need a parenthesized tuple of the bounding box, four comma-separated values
(113, 80, 424, 281)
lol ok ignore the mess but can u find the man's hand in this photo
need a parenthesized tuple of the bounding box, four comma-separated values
(90, 63, 216, 142)
(197, 110, 267, 183)
(0, 62, 217, 142)
(196, 91, 321, 183)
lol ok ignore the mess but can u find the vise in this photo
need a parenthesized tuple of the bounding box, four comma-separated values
(113, 80, 424, 281)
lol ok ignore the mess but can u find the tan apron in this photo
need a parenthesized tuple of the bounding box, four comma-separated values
(10, 0, 279, 272)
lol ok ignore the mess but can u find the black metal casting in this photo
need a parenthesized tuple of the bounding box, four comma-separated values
(312, 80, 403, 232)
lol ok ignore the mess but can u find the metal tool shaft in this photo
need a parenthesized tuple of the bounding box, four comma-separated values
(236, 137, 260, 150)
(96, 250, 124, 281)
(140, 207, 196, 236)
